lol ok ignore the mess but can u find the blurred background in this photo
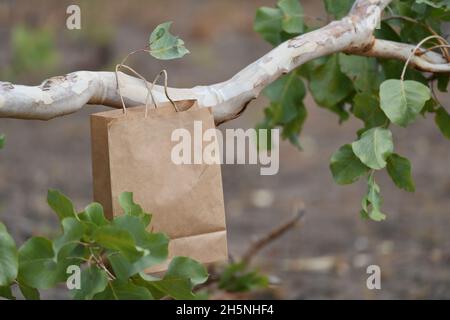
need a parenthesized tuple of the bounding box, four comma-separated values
(0, 0, 449, 299)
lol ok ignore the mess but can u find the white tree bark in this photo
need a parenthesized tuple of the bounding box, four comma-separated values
(0, 0, 448, 122)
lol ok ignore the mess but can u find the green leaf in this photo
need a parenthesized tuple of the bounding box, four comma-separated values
(18, 282, 40, 300)
(254, 7, 284, 46)
(309, 55, 353, 110)
(149, 22, 189, 60)
(0, 285, 15, 300)
(18, 237, 59, 289)
(0, 134, 5, 149)
(119, 192, 144, 216)
(278, 0, 304, 34)
(165, 257, 208, 287)
(379, 79, 431, 127)
(352, 127, 394, 170)
(353, 93, 389, 129)
(73, 267, 108, 300)
(219, 263, 269, 293)
(0, 222, 18, 286)
(79, 203, 109, 227)
(437, 74, 449, 92)
(133, 260, 208, 300)
(94, 280, 153, 300)
(264, 72, 306, 122)
(134, 275, 198, 300)
(361, 173, 387, 222)
(324, 0, 354, 19)
(380, 60, 427, 84)
(108, 234, 168, 279)
(330, 144, 370, 185)
(53, 218, 84, 256)
(108, 215, 169, 280)
(386, 153, 415, 192)
(374, 21, 401, 42)
(254, 0, 303, 46)
(47, 189, 76, 221)
(119, 192, 151, 227)
(435, 107, 450, 139)
(260, 71, 307, 147)
(421, 98, 438, 115)
(93, 226, 143, 262)
(339, 54, 381, 93)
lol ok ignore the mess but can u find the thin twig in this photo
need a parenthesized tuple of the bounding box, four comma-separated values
(241, 204, 306, 265)
(89, 248, 116, 280)
(196, 204, 306, 293)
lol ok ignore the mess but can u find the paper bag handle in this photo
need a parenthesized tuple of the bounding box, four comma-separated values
(115, 64, 155, 117)
(151, 70, 178, 113)
(114, 48, 178, 117)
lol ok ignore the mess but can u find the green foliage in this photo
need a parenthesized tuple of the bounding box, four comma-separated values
(73, 267, 109, 300)
(165, 257, 209, 287)
(254, 0, 304, 46)
(18, 283, 39, 300)
(0, 190, 208, 300)
(0, 223, 18, 287)
(219, 263, 269, 293)
(324, 0, 354, 19)
(351, 127, 394, 170)
(18, 237, 69, 289)
(10, 25, 58, 78)
(0, 285, 15, 300)
(47, 189, 76, 221)
(361, 173, 387, 222)
(380, 79, 431, 127)
(308, 55, 354, 116)
(258, 71, 307, 147)
(386, 153, 415, 192)
(149, 22, 189, 60)
(435, 107, 450, 139)
(254, 0, 450, 221)
(278, 0, 305, 34)
(0, 134, 5, 149)
(95, 280, 154, 300)
(339, 55, 381, 93)
(330, 144, 369, 185)
(353, 93, 388, 129)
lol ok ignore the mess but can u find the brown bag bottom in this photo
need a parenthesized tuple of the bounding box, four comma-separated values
(146, 230, 228, 273)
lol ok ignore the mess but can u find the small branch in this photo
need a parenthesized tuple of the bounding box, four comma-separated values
(196, 204, 306, 293)
(347, 38, 450, 73)
(241, 204, 306, 265)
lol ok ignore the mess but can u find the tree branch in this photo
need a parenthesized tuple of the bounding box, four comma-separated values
(1, 0, 447, 122)
(346, 38, 450, 72)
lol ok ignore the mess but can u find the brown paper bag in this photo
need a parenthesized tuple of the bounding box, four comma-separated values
(90, 100, 228, 272)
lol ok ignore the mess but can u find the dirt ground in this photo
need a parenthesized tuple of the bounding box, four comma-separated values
(0, 0, 449, 299)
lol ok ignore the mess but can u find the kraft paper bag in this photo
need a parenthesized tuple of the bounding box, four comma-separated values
(90, 100, 228, 272)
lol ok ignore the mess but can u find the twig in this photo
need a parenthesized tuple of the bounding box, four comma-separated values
(89, 247, 116, 280)
(241, 204, 306, 265)
(196, 204, 306, 293)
